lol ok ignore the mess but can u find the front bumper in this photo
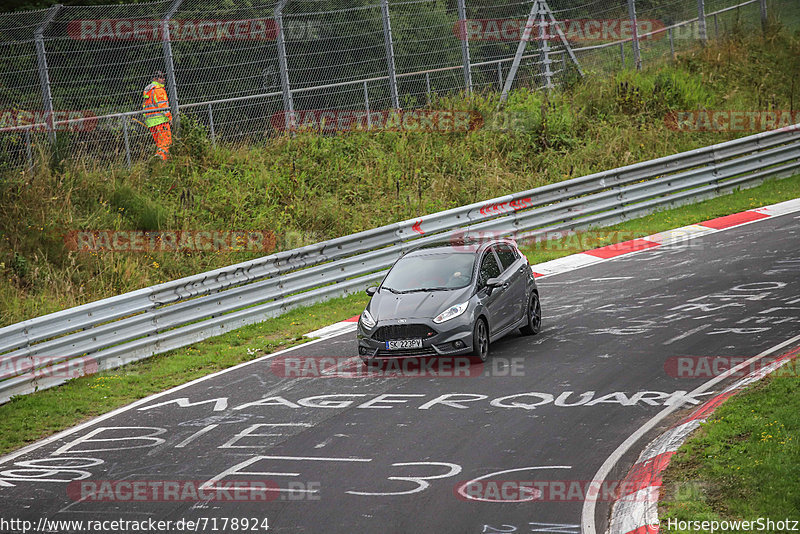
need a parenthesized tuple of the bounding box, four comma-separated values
(357, 315, 475, 360)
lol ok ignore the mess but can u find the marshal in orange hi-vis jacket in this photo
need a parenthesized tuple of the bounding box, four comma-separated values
(142, 71, 172, 160)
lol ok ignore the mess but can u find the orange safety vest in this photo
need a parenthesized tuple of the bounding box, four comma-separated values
(142, 81, 172, 128)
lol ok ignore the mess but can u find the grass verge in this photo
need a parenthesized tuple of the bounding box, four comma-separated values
(659, 358, 800, 532)
(1, 174, 798, 457)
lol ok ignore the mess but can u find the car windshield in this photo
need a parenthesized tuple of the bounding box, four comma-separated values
(382, 252, 475, 292)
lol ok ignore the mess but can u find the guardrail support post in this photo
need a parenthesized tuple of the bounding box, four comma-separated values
(25, 129, 33, 171)
(121, 116, 131, 169)
(759, 0, 768, 33)
(697, 0, 707, 45)
(713, 12, 718, 38)
(380, 0, 400, 109)
(207, 103, 216, 147)
(626, 0, 642, 70)
(34, 4, 61, 146)
(619, 42, 625, 67)
(456, 0, 472, 93)
(275, 0, 296, 130)
(162, 0, 183, 135)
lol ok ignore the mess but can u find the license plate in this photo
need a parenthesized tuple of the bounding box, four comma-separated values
(386, 339, 423, 350)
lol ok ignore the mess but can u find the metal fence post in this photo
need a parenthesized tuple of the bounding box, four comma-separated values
(668, 27, 675, 59)
(456, 0, 472, 93)
(425, 72, 431, 106)
(620, 42, 625, 67)
(34, 4, 62, 146)
(207, 104, 216, 147)
(497, 62, 503, 90)
(363, 81, 372, 129)
(626, 0, 642, 70)
(713, 13, 718, 38)
(162, 0, 183, 135)
(759, 0, 768, 33)
(121, 116, 131, 169)
(275, 0, 296, 130)
(380, 0, 400, 109)
(697, 0, 707, 44)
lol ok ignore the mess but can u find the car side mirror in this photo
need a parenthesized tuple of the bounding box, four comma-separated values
(366, 286, 378, 296)
(485, 278, 503, 288)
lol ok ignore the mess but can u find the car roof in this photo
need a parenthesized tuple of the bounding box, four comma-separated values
(404, 236, 516, 256)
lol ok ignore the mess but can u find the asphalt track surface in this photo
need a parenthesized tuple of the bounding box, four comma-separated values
(1, 211, 799, 534)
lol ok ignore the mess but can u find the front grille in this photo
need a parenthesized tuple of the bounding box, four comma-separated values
(372, 324, 437, 341)
(375, 347, 438, 358)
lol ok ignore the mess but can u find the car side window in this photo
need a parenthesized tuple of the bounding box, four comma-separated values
(495, 243, 519, 271)
(478, 249, 502, 288)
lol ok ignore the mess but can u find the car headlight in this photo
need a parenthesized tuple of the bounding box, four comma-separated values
(433, 302, 469, 324)
(360, 309, 377, 329)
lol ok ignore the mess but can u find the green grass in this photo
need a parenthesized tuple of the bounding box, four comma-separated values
(1, 27, 799, 326)
(659, 357, 800, 532)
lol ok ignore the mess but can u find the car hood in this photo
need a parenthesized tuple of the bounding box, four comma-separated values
(370, 287, 472, 321)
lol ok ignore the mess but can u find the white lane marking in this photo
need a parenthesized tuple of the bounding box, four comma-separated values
(590, 277, 633, 281)
(580, 332, 800, 534)
(347, 461, 462, 496)
(0, 329, 351, 466)
(662, 323, 712, 345)
(528, 522, 580, 534)
(200, 455, 373, 494)
(175, 424, 219, 448)
(305, 322, 358, 339)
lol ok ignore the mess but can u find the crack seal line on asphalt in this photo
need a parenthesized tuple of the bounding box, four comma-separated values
(580, 332, 800, 534)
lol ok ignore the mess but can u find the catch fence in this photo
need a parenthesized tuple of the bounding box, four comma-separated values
(0, 0, 781, 168)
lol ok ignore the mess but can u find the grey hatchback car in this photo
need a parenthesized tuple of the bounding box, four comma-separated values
(357, 238, 541, 363)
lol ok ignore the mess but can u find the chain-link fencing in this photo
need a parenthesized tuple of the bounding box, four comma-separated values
(0, 0, 788, 170)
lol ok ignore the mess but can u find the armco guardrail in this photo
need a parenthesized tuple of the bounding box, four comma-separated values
(1, 124, 798, 403)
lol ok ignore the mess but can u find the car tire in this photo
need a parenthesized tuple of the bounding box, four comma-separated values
(472, 318, 489, 362)
(520, 292, 542, 336)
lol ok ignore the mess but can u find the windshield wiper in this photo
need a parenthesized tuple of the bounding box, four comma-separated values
(403, 287, 450, 293)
